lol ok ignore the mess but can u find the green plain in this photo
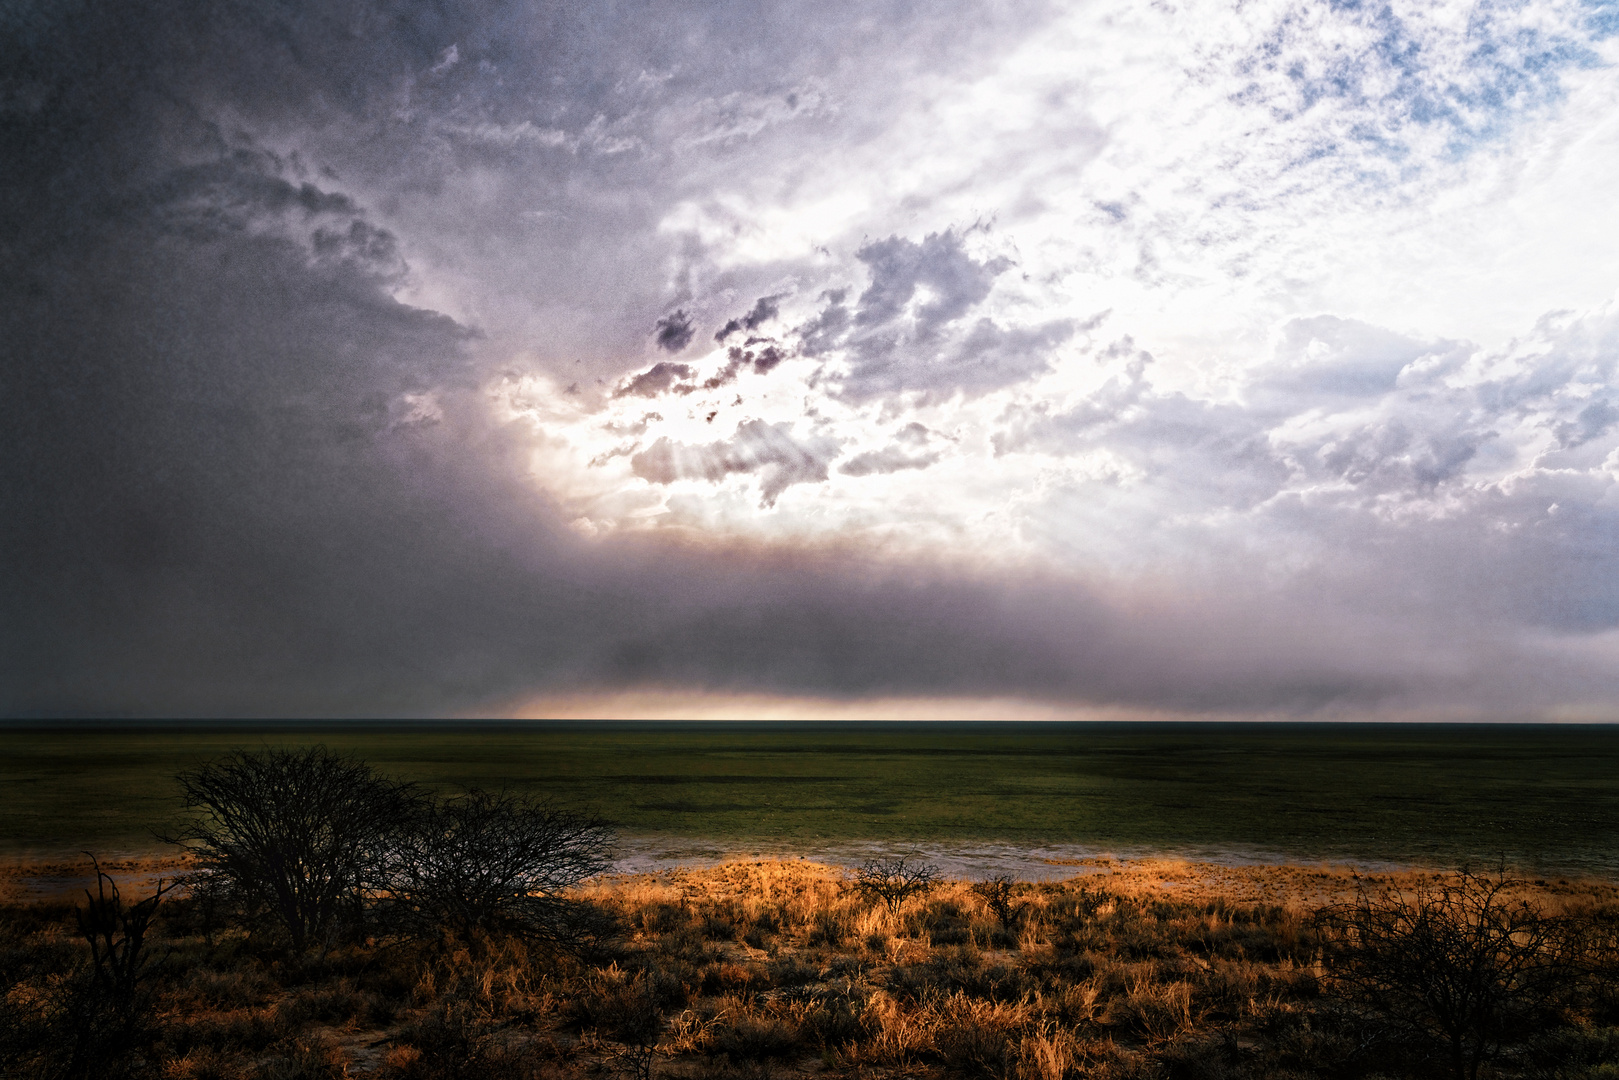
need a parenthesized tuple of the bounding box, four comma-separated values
(3, 722, 1617, 875)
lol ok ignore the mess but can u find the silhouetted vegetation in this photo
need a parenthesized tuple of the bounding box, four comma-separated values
(389, 788, 615, 945)
(1318, 866, 1594, 1080)
(163, 747, 422, 950)
(855, 855, 941, 916)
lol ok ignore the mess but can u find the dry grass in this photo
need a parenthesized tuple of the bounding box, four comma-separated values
(2, 857, 1616, 1079)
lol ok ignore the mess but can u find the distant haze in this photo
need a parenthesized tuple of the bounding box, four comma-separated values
(5, 0, 1619, 718)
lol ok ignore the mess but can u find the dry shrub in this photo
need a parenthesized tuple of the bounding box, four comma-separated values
(696, 906, 742, 941)
(166, 1007, 283, 1056)
(840, 988, 930, 1069)
(1017, 1024, 1083, 1080)
(1017, 915, 1050, 954)
(932, 990, 1034, 1077)
(889, 944, 1025, 1005)
(387, 998, 545, 1080)
(764, 953, 819, 988)
(708, 1009, 802, 1062)
(382, 932, 561, 1080)
(1260, 1002, 1366, 1074)
(1032, 980, 1101, 1027)
(797, 991, 875, 1050)
(253, 1031, 346, 1080)
(272, 985, 364, 1029)
(696, 961, 760, 997)
(639, 901, 692, 936)
(8, 855, 1607, 1080)
(568, 964, 682, 1037)
(175, 969, 274, 1012)
(160, 1046, 249, 1080)
(1194, 959, 1260, 1020)
(664, 1007, 721, 1055)
(1105, 975, 1194, 1042)
(804, 908, 847, 948)
(849, 904, 900, 953)
(1154, 1033, 1240, 1080)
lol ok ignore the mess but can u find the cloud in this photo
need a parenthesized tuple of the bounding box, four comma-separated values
(654, 310, 696, 352)
(840, 447, 941, 476)
(5, 0, 1619, 720)
(840, 422, 943, 476)
(1252, 317, 1464, 405)
(796, 230, 1077, 402)
(631, 420, 840, 506)
(615, 362, 697, 398)
(715, 294, 783, 341)
(1554, 398, 1619, 449)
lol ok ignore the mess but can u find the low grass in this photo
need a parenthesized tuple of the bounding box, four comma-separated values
(3, 859, 1617, 1079)
(4, 722, 1619, 874)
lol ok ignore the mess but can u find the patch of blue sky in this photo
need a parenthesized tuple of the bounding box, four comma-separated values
(1344, 122, 1408, 163)
(1585, 0, 1619, 39)
(1254, 1, 1608, 169)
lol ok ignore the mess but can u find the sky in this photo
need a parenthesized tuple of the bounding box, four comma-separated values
(5, 0, 1619, 719)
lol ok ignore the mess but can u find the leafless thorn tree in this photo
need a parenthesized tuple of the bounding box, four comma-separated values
(389, 787, 617, 946)
(162, 746, 423, 951)
(1317, 864, 1580, 1080)
(854, 856, 941, 916)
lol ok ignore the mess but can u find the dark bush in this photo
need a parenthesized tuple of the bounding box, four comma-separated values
(50, 865, 177, 1079)
(165, 747, 422, 951)
(1318, 866, 1583, 1080)
(388, 788, 616, 947)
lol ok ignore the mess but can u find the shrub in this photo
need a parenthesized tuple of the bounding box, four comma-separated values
(973, 873, 1026, 930)
(853, 857, 941, 916)
(388, 788, 616, 947)
(164, 747, 422, 951)
(49, 863, 177, 1078)
(1318, 865, 1582, 1080)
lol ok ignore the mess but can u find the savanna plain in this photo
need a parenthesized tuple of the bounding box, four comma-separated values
(3, 722, 1618, 1080)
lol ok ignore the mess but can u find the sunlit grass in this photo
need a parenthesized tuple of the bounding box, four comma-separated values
(4, 858, 1615, 1078)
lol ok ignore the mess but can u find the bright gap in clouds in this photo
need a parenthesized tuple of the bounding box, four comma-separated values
(485, 0, 1619, 576)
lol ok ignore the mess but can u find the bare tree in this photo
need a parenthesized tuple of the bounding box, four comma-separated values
(163, 746, 422, 950)
(389, 788, 616, 945)
(972, 873, 1025, 929)
(1318, 865, 1579, 1080)
(854, 856, 941, 916)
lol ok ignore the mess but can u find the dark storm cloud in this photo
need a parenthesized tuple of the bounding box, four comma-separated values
(5, 0, 1158, 718)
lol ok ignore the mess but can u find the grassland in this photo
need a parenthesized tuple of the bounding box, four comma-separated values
(4, 722, 1618, 875)
(3, 858, 1617, 1080)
